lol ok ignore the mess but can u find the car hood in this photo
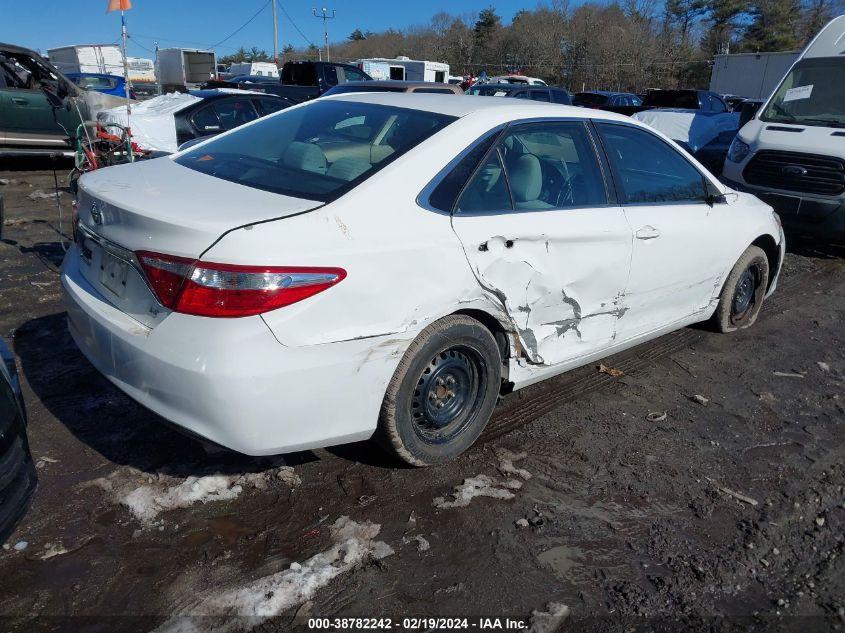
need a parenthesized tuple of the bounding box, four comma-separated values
(77, 156, 322, 258)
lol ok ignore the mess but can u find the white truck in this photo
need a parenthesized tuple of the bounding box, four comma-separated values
(228, 61, 279, 78)
(156, 48, 217, 92)
(722, 16, 845, 241)
(47, 44, 125, 77)
(356, 56, 449, 83)
(710, 51, 800, 100)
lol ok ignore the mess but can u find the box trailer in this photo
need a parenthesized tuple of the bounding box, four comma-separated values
(47, 44, 125, 77)
(709, 51, 800, 99)
(356, 57, 450, 83)
(126, 57, 155, 83)
(156, 48, 217, 91)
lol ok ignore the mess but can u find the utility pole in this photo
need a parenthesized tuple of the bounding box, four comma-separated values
(272, 0, 279, 65)
(312, 7, 336, 62)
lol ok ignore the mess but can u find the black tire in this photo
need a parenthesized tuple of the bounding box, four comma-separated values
(377, 315, 502, 466)
(713, 245, 770, 333)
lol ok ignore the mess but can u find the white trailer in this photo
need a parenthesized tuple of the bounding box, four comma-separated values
(126, 57, 156, 83)
(356, 56, 450, 83)
(228, 61, 279, 78)
(156, 48, 217, 91)
(709, 51, 800, 99)
(47, 44, 125, 77)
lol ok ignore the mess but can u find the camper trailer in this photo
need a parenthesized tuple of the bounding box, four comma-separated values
(48, 44, 125, 77)
(356, 57, 449, 83)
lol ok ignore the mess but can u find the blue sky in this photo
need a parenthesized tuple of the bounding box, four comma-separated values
(1, 0, 536, 59)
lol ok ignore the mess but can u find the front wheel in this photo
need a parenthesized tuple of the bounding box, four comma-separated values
(713, 245, 770, 333)
(377, 315, 502, 466)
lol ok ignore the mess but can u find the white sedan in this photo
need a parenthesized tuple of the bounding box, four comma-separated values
(61, 93, 785, 466)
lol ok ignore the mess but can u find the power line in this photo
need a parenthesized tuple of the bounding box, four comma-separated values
(209, 0, 272, 49)
(278, 1, 315, 47)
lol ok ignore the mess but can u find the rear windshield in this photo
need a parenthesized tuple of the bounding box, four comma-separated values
(573, 92, 608, 106)
(643, 90, 698, 109)
(175, 100, 455, 202)
(324, 84, 406, 95)
(466, 85, 516, 97)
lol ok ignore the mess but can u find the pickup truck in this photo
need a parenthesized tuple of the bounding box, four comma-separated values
(204, 61, 372, 104)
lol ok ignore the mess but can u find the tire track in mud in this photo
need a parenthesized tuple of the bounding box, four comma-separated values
(479, 258, 839, 443)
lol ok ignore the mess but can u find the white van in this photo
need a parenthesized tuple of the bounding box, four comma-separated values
(722, 16, 845, 240)
(228, 61, 279, 78)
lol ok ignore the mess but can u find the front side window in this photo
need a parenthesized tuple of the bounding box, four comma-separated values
(597, 123, 707, 204)
(760, 57, 845, 128)
(256, 98, 287, 116)
(191, 105, 221, 133)
(323, 66, 339, 86)
(176, 100, 455, 202)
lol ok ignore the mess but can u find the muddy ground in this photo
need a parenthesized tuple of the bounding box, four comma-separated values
(0, 164, 843, 632)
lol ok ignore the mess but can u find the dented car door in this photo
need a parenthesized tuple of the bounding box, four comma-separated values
(451, 121, 632, 366)
(596, 122, 726, 339)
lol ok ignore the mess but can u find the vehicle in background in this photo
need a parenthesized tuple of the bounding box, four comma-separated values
(357, 56, 449, 83)
(358, 60, 392, 81)
(323, 80, 462, 96)
(722, 94, 747, 112)
(66, 73, 135, 100)
(216, 64, 231, 80)
(263, 61, 372, 103)
(48, 44, 125, 77)
(156, 48, 217, 92)
(723, 15, 845, 241)
(62, 93, 784, 466)
(447, 75, 464, 85)
(97, 89, 290, 154)
(465, 82, 571, 104)
(489, 75, 547, 86)
(228, 61, 279, 78)
(0, 42, 86, 157)
(127, 57, 156, 84)
(573, 90, 642, 109)
(203, 74, 280, 89)
(710, 50, 800, 100)
(0, 338, 37, 546)
(631, 90, 738, 167)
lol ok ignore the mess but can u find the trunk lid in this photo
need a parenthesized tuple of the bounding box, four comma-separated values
(74, 156, 322, 328)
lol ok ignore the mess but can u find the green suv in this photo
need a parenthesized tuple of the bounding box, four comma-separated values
(1, 43, 87, 157)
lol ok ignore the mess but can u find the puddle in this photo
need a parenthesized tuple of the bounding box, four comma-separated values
(537, 545, 584, 582)
(537, 541, 637, 585)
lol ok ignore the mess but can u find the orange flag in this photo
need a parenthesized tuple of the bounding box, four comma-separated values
(106, 0, 132, 11)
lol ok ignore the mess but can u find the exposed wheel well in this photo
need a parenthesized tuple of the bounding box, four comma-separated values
(751, 234, 779, 291)
(452, 309, 510, 361)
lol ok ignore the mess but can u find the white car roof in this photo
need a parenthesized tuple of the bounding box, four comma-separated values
(323, 92, 633, 123)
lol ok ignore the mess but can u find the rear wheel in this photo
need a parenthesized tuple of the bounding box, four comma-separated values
(377, 315, 502, 466)
(713, 245, 770, 333)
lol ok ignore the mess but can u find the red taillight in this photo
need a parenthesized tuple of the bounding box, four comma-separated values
(136, 251, 345, 318)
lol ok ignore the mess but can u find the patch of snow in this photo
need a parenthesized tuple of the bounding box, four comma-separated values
(496, 448, 532, 480)
(433, 474, 523, 509)
(28, 189, 63, 201)
(155, 516, 393, 633)
(122, 475, 243, 524)
(39, 543, 69, 560)
(522, 603, 571, 633)
(402, 534, 431, 552)
(13, 541, 28, 551)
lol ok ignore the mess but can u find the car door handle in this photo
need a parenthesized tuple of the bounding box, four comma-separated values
(635, 226, 661, 240)
(11, 98, 29, 106)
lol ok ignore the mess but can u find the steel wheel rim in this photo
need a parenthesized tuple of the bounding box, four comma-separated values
(731, 264, 760, 324)
(410, 346, 485, 444)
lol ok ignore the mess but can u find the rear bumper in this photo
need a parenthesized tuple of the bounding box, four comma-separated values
(60, 247, 403, 456)
(723, 176, 845, 241)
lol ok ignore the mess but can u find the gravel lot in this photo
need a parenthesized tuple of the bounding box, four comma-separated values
(1, 163, 843, 632)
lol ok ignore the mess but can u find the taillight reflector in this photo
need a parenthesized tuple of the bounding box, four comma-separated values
(136, 251, 345, 318)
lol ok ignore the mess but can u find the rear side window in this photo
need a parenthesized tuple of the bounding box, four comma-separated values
(256, 98, 286, 116)
(597, 123, 707, 204)
(176, 100, 455, 202)
(428, 132, 500, 212)
(456, 149, 512, 212)
(529, 90, 551, 102)
(343, 67, 369, 82)
(323, 66, 339, 86)
(191, 105, 222, 133)
(214, 98, 259, 130)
